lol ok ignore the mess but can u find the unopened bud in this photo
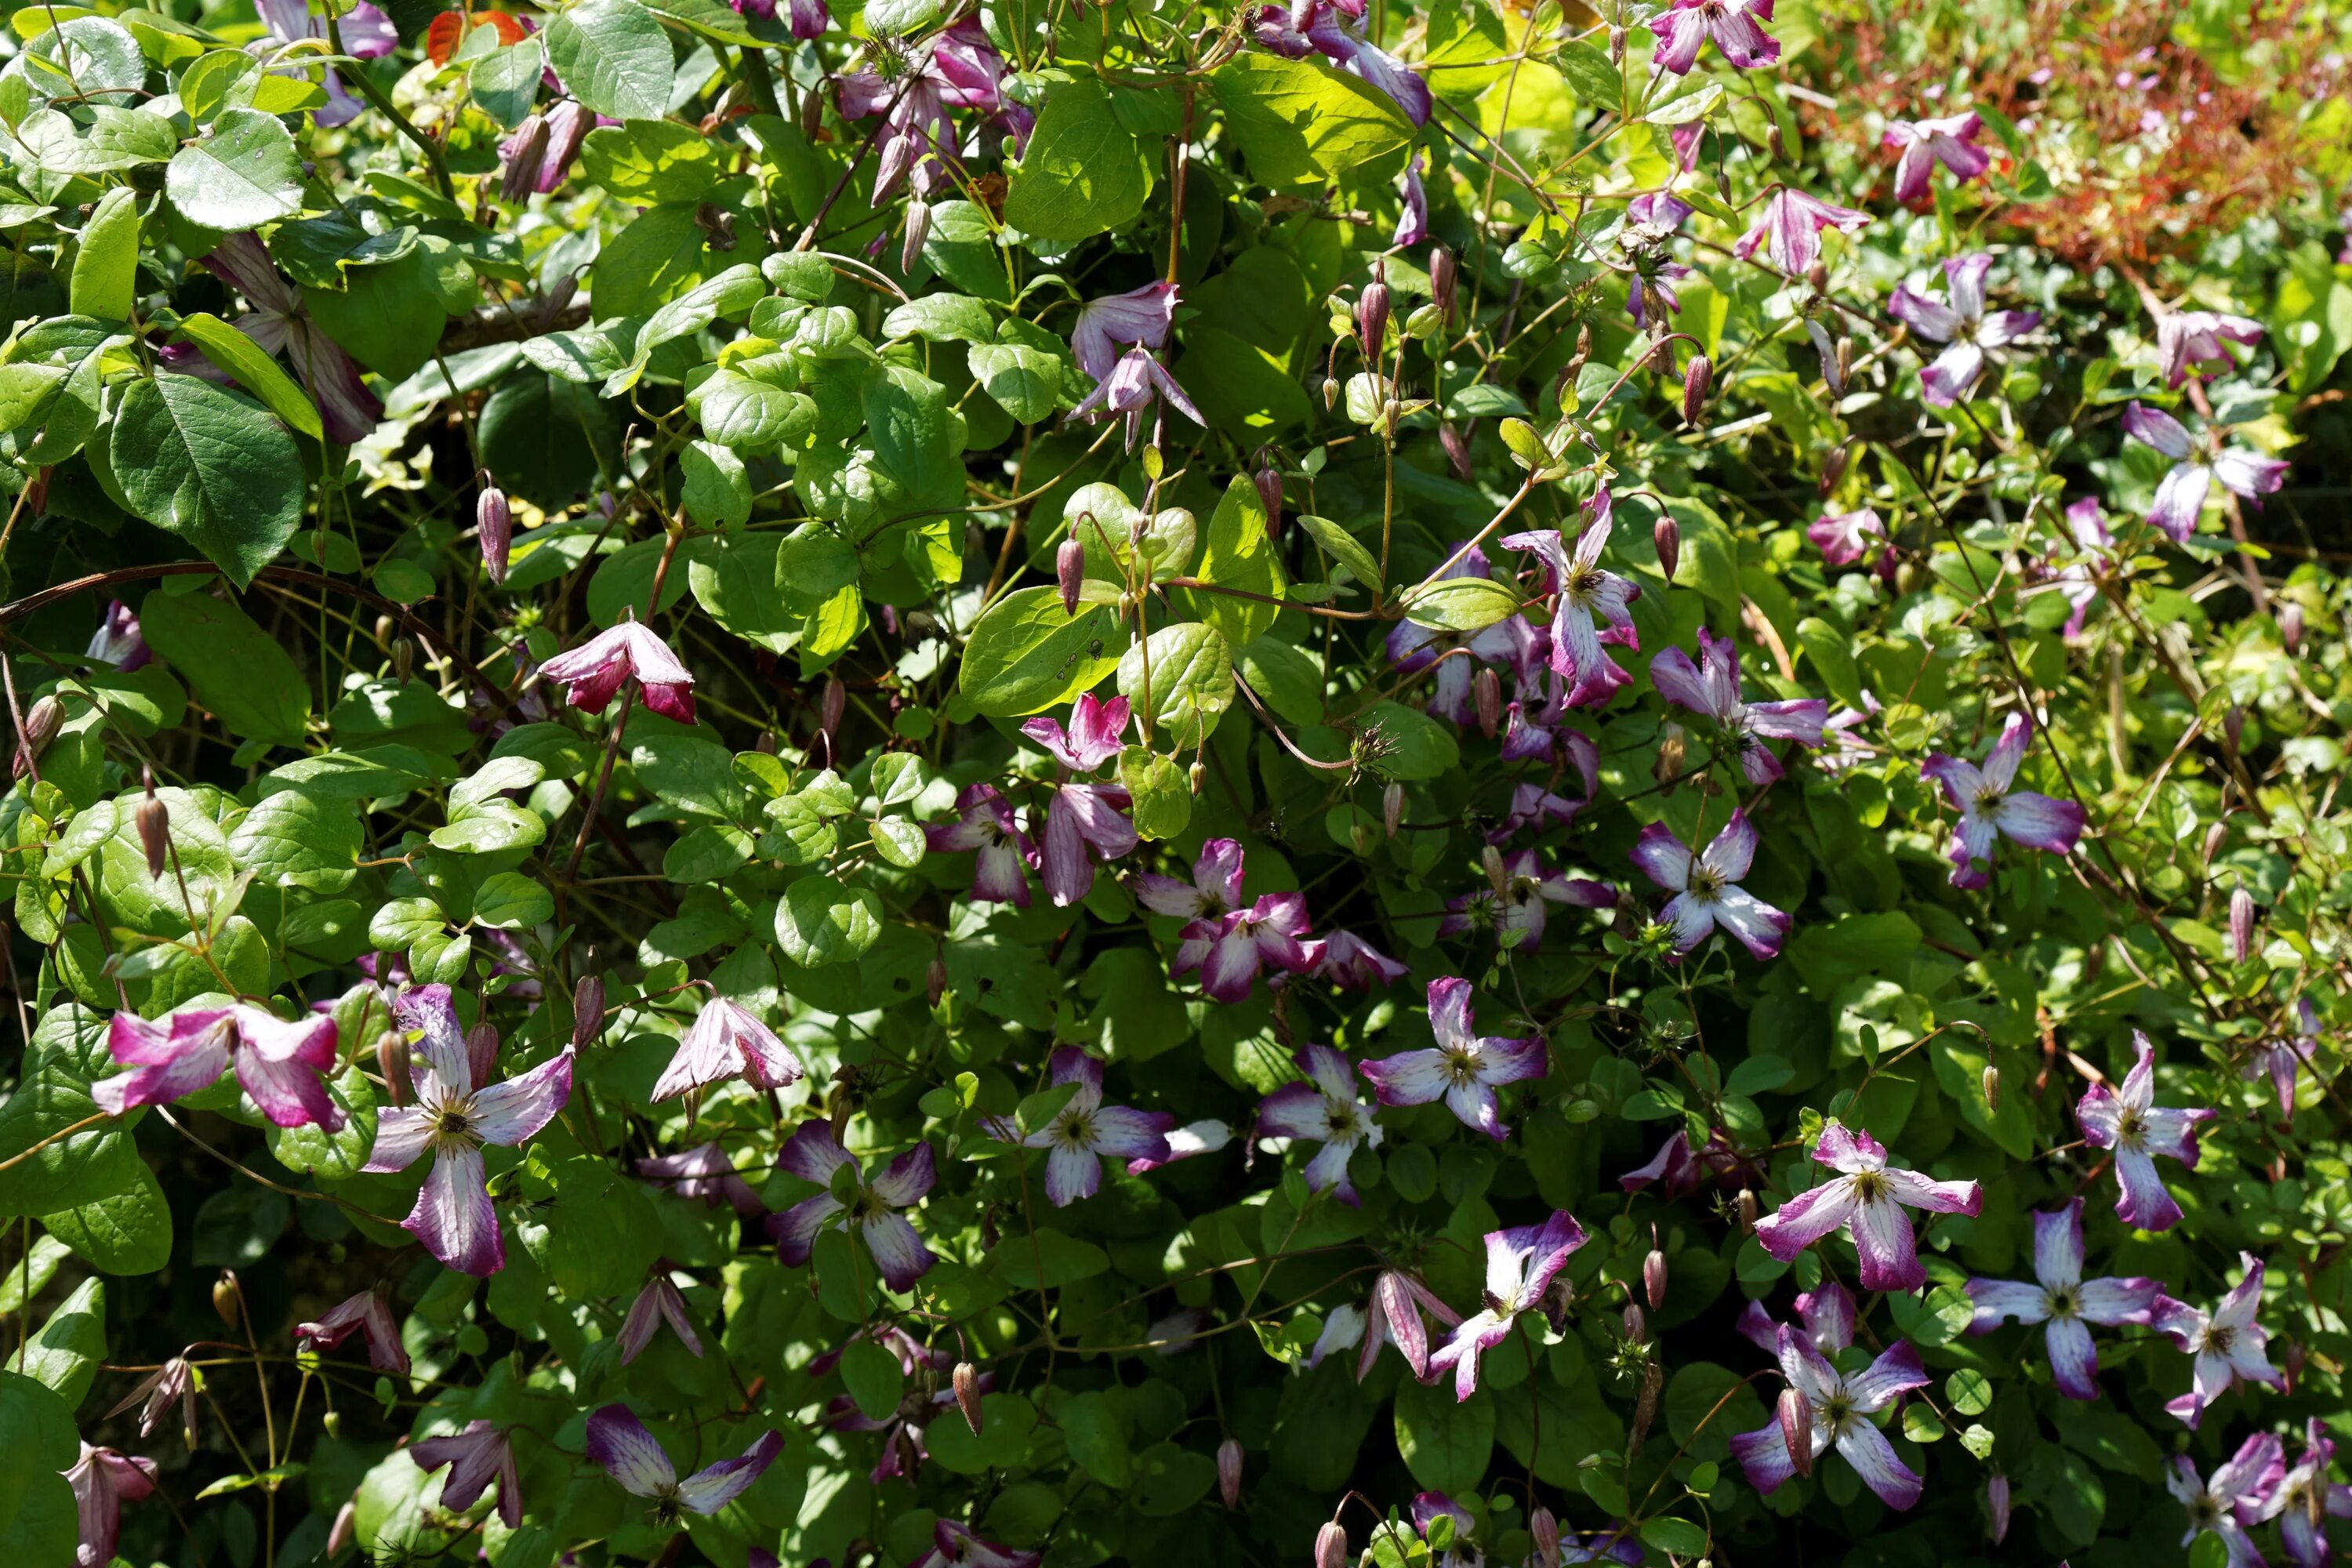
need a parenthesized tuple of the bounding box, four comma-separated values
(1643, 1248, 1668, 1309)
(21, 467, 50, 518)
(1356, 274, 1391, 363)
(1778, 1385, 1813, 1475)
(2229, 886, 2256, 964)
(1653, 515, 1681, 583)
(1818, 442, 1849, 496)
(2281, 601, 2303, 653)
(376, 1031, 409, 1106)
(465, 1022, 499, 1087)
(13, 694, 60, 781)
(500, 113, 549, 203)
(1530, 1506, 1560, 1568)
(392, 638, 414, 684)
(1254, 459, 1283, 539)
(1057, 536, 1086, 615)
(1987, 1473, 2010, 1545)
(1189, 760, 1206, 794)
(1323, 376, 1341, 409)
(1217, 1437, 1243, 1507)
(819, 677, 846, 746)
(1382, 781, 1403, 839)
(1982, 1064, 2001, 1112)
(2201, 819, 2227, 863)
(800, 84, 824, 138)
(901, 198, 931, 275)
(1568, 323, 1592, 380)
(572, 975, 604, 1050)
(1715, 165, 1732, 202)
(1429, 245, 1457, 323)
(1806, 260, 1828, 293)
(1835, 336, 1853, 390)
(212, 1272, 240, 1329)
(1632, 1359, 1662, 1447)
(2223, 704, 2245, 752)
(1622, 1302, 1645, 1342)
(1607, 23, 1624, 62)
(1316, 1523, 1348, 1568)
(1440, 421, 1472, 478)
(1682, 353, 1712, 423)
(1737, 1188, 1759, 1234)
(926, 955, 948, 1009)
(1767, 122, 1785, 161)
(328, 1500, 357, 1557)
(138, 793, 170, 880)
(477, 483, 512, 586)
(1472, 667, 1501, 738)
(1483, 844, 1508, 897)
(952, 1360, 982, 1434)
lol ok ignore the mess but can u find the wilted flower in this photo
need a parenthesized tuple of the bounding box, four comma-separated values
(586, 1405, 782, 1519)
(1649, 627, 1828, 783)
(1646, 0, 1779, 74)
(1629, 810, 1791, 960)
(1500, 489, 1643, 707)
(94, 1004, 343, 1131)
(1883, 111, 1990, 202)
(2165, 1433, 2284, 1568)
(1752, 1123, 1984, 1291)
(1428, 1210, 1587, 1399)
(2122, 401, 2289, 544)
(103, 1356, 196, 1445)
(985, 1047, 1172, 1207)
(653, 996, 805, 1103)
(409, 1421, 522, 1527)
(1254, 1044, 1385, 1204)
(1963, 1198, 2161, 1398)
(619, 1275, 703, 1363)
(294, 1288, 411, 1377)
(1734, 187, 1870, 276)
(1359, 978, 1546, 1140)
(1312, 1268, 1463, 1381)
(635, 1142, 764, 1215)
(2151, 1253, 2285, 1428)
(1312, 929, 1410, 989)
(768, 1120, 937, 1290)
(927, 783, 1038, 906)
(1921, 712, 2088, 889)
(197, 231, 382, 443)
(537, 615, 697, 723)
(2158, 310, 2266, 388)
(1889, 252, 2039, 406)
(1730, 1323, 1929, 1508)
(2074, 1031, 2216, 1232)
(1808, 505, 1886, 568)
(68, 1443, 158, 1568)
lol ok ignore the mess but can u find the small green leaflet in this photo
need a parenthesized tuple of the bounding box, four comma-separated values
(166, 107, 305, 230)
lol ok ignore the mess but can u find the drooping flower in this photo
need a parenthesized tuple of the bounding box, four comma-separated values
(1733, 187, 1871, 276)
(1500, 490, 1642, 707)
(2074, 1032, 2216, 1232)
(1921, 712, 2088, 889)
(1250, 0, 1432, 125)
(767, 1120, 937, 1290)
(255, 0, 396, 128)
(1069, 343, 1205, 450)
(652, 996, 806, 1103)
(1022, 694, 1138, 906)
(1394, 151, 1428, 248)
(2256, 1419, 2352, 1568)
(1311, 1268, 1463, 1381)
(2122, 401, 2291, 544)
(1254, 1044, 1385, 1204)
(2244, 998, 2321, 1116)
(635, 1142, 764, 1215)
(618, 1275, 703, 1363)
(103, 1356, 196, 1446)
(2165, 1433, 2285, 1568)
(910, 1520, 1041, 1568)
(1359, 978, 1545, 1140)
(836, 20, 1022, 205)
(1313, 929, 1410, 989)
(2151, 1254, 2284, 1428)
(1734, 1279, 1858, 1362)
(295, 1287, 411, 1377)
(1889, 252, 2040, 407)
(84, 600, 149, 670)
(1809, 506, 1886, 568)
(1963, 1198, 2161, 1398)
(926, 782, 1037, 906)
(537, 615, 696, 723)
(1628, 811, 1791, 960)
(1440, 848, 1613, 949)
(1489, 778, 1585, 844)
(986, 1048, 1172, 1207)
(586, 1405, 783, 1520)
(1730, 1323, 1930, 1509)
(362, 985, 574, 1276)
(409, 1421, 521, 1527)
(1752, 1123, 1984, 1291)
(815, 1327, 964, 1483)
(1883, 111, 1990, 202)
(2158, 310, 2266, 388)
(1135, 838, 1247, 921)
(1650, 627, 1829, 784)
(1621, 1126, 1750, 1196)
(1125, 1118, 1232, 1174)
(2050, 495, 2113, 639)
(94, 1003, 343, 1131)
(1071, 283, 1179, 385)
(1428, 1210, 1587, 1399)
(1646, 0, 1780, 74)
(1174, 892, 1318, 1003)
(68, 1444, 158, 1568)
(195, 231, 383, 443)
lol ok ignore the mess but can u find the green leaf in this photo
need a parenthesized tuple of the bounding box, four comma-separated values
(42, 1160, 174, 1275)
(775, 876, 883, 966)
(969, 324, 1065, 424)
(1003, 79, 1153, 242)
(1357, 698, 1457, 780)
(230, 783, 362, 890)
(884, 292, 996, 345)
(580, 117, 724, 201)
(265, 1065, 379, 1182)
(1058, 1390, 1133, 1486)
(1171, 474, 1286, 647)
(1394, 1377, 1494, 1495)
(1639, 1518, 1710, 1557)
(1295, 514, 1382, 592)
(68, 186, 139, 322)
(0, 1370, 78, 1559)
(470, 37, 546, 128)
(958, 586, 1124, 719)
(840, 1338, 905, 1422)
(1209, 53, 1413, 187)
(111, 376, 307, 589)
(172, 312, 325, 443)
(993, 1229, 1109, 1289)
(0, 1006, 143, 1218)
(137, 588, 311, 746)
(1118, 746, 1192, 840)
(1174, 326, 1314, 439)
(927, 1393, 1036, 1475)
(543, 0, 677, 121)
(166, 107, 305, 229)
(8, 1275, 103, 1410)
(1118, 622, 1234, 748)
(681, 439, 752, 527)
(1402, 574, 1519, 632)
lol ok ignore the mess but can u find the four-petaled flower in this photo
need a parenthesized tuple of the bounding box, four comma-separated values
(1254, 1044, 1386, 1204)
(635, 1142, 764, 1215)
(1730, 1320, 1930, 1509)
(1070, 343, 1204, 450)
(652, 995, 806, 1104)
(68, 1443, 158, 1568)
(1629, 810, 1791, 960)
(1963, 1198, 2161, 1398)
(1135, 837, 1246, 922)
(586, 1404, 783, 1521)
(363, 985, 575, 1276)
(1428, 1210, 1587, 1399)
(2074, 1031, 2216, 1232)
(618, 1275, 703, 1364)
(2158, 310, 2266, 388)
(537, 615, 697, 723)
(927, 782, 1038, 906)
(95, 1003, 344, 1131)
(2122, 401, 2290, 545)
(2151, 1252, 2283, 1428)
(409, 1421, 522, 1527)
(1023, 693, 1138, 906)
(1752, 1123, 1984, 1291)
(767, 1120, 938, 1290)
(1647, 0, 1780, 75)
(295, 1287, 411, 1377)
(1500, 490, 1642, 707)
(1650, 627, 1829, 784)
(1884, 111, 1989, 202)
(1359, 978, 1546, 1141)
(1175, 892, 1317, 1003)
(1735, 187, 1871, 276)
(1313, 929, 1410, 989)
(2258, 1419, 2352, 1568)
(1921, 712, 2087, 889)
(1441, 848, 1613, 949)
(194, 231, 383, 443)
(1889, 252, 2039, 407)
(988, 1047, 1173, 1207)
(2165, 1432, 2284, 1568)
(1251, 0, 1432, 125)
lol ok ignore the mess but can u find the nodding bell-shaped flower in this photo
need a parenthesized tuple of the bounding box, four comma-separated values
(295, 1287, 412, 1377)
(536, 614, 697, 723)
(618, 1275, 704, 1364)
(408, 1421, 522, 1528)
(635, 1142, 764, 1216)
(1734, 187, 1870, 277)
(1883, 111, 1990, 202)
(652, 996, 805, 1104)
(68, 1444, 158, 1568)
(586, 1404, 784, 1520)
(1071, 281, 1179, 384)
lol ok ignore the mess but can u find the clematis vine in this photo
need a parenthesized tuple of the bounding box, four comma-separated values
(927, 782, 1038, 906)
(1439, 848, 1613, 949)
(2158, 309, 2267, 387)
(537, 615, 697, 723)
(254, 0, 396, 129)
(652, 994, 806, 1103)
(1889, 252, 2039, 406)
(69, 1444, 158, 1568)
(1360, 978, 1545, 1140)
(1022, 692, 1138, 906)
(1809, 505, 1886, 568)
(2165, 1433, 2285, 1568)
(1730, 1322, 1930, 1509)
(987, 1047, 1172, 1206)
(1071, 282, 1178, 385)
(1752, 1123, 1984, 1291)
(1427, 1210, 1587, 1399)
(1921, 712, 2087, 888)
(2074, 1032, 2215, 1232)
(2259, 1419, 2352, 1568)
(363, 985, 575, 1276)
(586, 1405, 784, 1521)
(636, 1142, 764, 1215)
(195, 231, 382, 444)
(1629, 810, 1791, 960)
(836, 20, 1023, 205)
(1254, 1044, 1385, 1203)
(1309, 1268, 1462, 1381)
(1963, 1198, 2161, 1398)
(1735, 187, 1870, 276)
(1650, 627, 1828, 783)
(295, 1287, 410, 1377)
(1646, 0, 1780, 74)
(409, 1421, 522, 1527)
(94, 1002, 343, 1131)
(1883, 111, 1990, 202)
(767, 1120, 938, 1290)
(2122, 401, 2290, 544)
(2151, 1253, 2283, 1428)
(815, 1327, 966, 1483)
(1500, 489, 1643, 706)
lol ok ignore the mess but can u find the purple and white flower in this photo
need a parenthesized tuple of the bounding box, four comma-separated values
(2074, 1032, 2216, 1232)
(1069, 344, 1203, 450)
(1427, 1210, 1587, 1399)
(1499, 490, 1642, 707)
(1883, 111, 1990, 202)
(1621, 1126, 1747, 1196)
(1809, 506, 1886, 568)
(254, 0, 396, 129)
(1628, 811, 1791, 960)
(2256, 1419, 2352, 1568)
(1730, 1322, 1929, 1509)
(1394, 151, 1428, 248)
(84, 600, 148, 670)
(1734, 1279, 1858, 1362)
(2151, 1254, 2285, 1428)
(1251, 0, 1432, 125)
(636, 1142, 764, 1215)
(2158, 310, 2266, 388)
(69, 1444, 158, 1568)
(1440, 848, 1613, 949)
(1649, 627, 1828, 784)
(537, 615, 697, 724)
(294, 1288, 410, 1377)
(195, 231, 382, 445)
(927, 783, 1037, 906)
(1135, 838, 1246, 922)
(988, 1047, 1173, 1207)
(2122, 401, 2290, 545)
(2165, 1432, 2285, 1568)
(1313, 929, 1410, 990)
(1734, 187, 1870, 276)
(618, 1275, 703, 1363)
(94, 1003, 343, 1131)
(652, 996, 805, 1103)
(1963, 1198, 2161, 1398)
(409, 1421, 521, 1527)
(1022, 693, 1138, 907)
(1071, 283, 1178, 384)
(1309, 1269, 1462, 1381)
(2244, 998, 2321, 1116)
(1174, 893, 1317, 1003)
(586, 1404, 783, 1519)
(1752, 1123, 1984, 1292)
(910, 1520, 1040, 1568)
(1359, 978, 1545, 1141)
(1254, 1044, 1385, 1204)
(836, 20, 1023, 205)
(1647, 0, 1780, 74)
(767, 1120, 937, 1291)
(1921, 712, 2087, 889)
(1889, 252, 2039, 407)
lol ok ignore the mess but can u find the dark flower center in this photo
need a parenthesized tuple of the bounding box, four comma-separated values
(2048, 1286, 2080, 1319)
(1849, 1170, 1889, 1203)
(1059, 1114, 1095, 1149)
(1443, 1046, 1481, 1085)
(2207, 1323, 2235, 1355)
(1688, 866, 1724, 898)
(2116, 1110, 2145, 1149)
(437, 1109, 473, 1138)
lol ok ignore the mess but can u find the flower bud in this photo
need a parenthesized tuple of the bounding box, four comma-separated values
(1568, 323, 1592, 381)
(212, 1272, 241, 1329)
(1737, 1188, 1759, 1234)
(328, 1500, 357, 1557)
(1607, 24, 1624, 61)
(1472, 667, 1501, 739)
(1806, 260, 1828, 293)
(2224, 703, 2245, 753)
(820, 677, 846, 749)
(535, 100, 590, 194)
(1681, 350, 1714, 423)
(22, 466, 50, 518)
(1653, 515, 1681, 584)
(2229, 886, 2256, 964)
(1818, 441, 1849, 496)
(466, 1022, 499, 1088)
(1987, 1473, 2010, 1545)
(902, 198, 931, 275)
(572, 975, 604, 1050)
(800, 83, 825, 139)
(1430, 245, 1457, 322)
(1217, 1437, 1243, 1507)
(1483, 844, 1508, 897)
(1530, 1506, 1560, 1568)
(476, 482, 512, 586)
(1632, 1359, 1662, 1447)
(1835, 335, 1853, 390)
(1778, 1385, 1813, 1476)
(137, 787, 170, 880)
(1716, 166, 1732, 202)
(1382, 781, 1404, 839)
(1057, 535, 1086, 615)
(1982, 1064, 2001, 1112)
(1315, 1523, 1348, 1568)
(500, 113, 549, 203)
(2201, 819, 2227, 863)
(927, 956, 947, 1009)
(952, 1360, 983, 1434)
(1356, 274, 1390, 363)
(1642, 1248, 1668, 1309)
(1323, 376, 1341, 409)
(1767, 122, 1785, 162)
(1621, 1302, 1645, 1343)
(13, 694, 60, 782)
(1254, 459, 1283, 539)
(1189, 760, 1206, 794)
(1440, 421, 1472, 478)
(2280, 601, 2303, 653)
(376, 1031, 409, 1106)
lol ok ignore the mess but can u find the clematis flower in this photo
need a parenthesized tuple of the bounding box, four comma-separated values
(255, 0, 396, 129)
(911, 1520, 1040, 1568)
(927, 783, 1037, 906)
(196, 231, 383, 443)
(1730, 1324, 1930, 1509)
(1359, 978, 1545, 1140)
(1410, 1493, 1482, 1568)
(618, 1275, 702, 1363)
(836, 20, 1022, 205)
(2244, 998, 2320, 1116)
(1628, 810, 1791, 960)
(68, 1444, 157, 1568)
(409, 1421, 521, 1527)
(1440, 848, 1613, 949)
(1921, 712, 2087, 889)
(1395, 151, 1428, 248)
(1023, 694, 1138, 907)
(586, 1405, 783, 1521)
(636, 1142, 764, 1215)
(2051, 495, 2113, 639)
(84, 600, 148, 670)
(1312, 1268, 1462, 1381)
(652, 995, 804, 1103)
(2122, 401, 2291, 545)
(94, 1003, 343, 1131)
(1646, 0, 1779, 74)
(1071, 282, 1178, 385)
(2152, 1254, 2284, 1428)
(104, 1356, 196, 1445)
(1136, 838, 1246, 920)
(1126, 1118, 1232, 1174)
(2165, 1433, 2285, 1568)
(2257, 1420, 2352, 1568)
(1734, 187, 1871, 277)
(1314, 929, 1410, 990)
(2158, 310, 2266, 388)
(1883, 111, 1990, 202)
(766, 1120, 937, 1290)
(1809, 506, 1886, 568)
(1963, 1198, 2161, 1398)
(1251, 0, 1432, 125)
(363, 985, 575, 1276)
(1649, 627, 1828, 784)
(295, 1287, 411, 1377)
(536, 615, 696, 724)
(1427, 1210, 1588, 1399)
(1174, 892, 1318, 1003)
(1752, 1123, 1984, 1291)
(1889, 252, 2039, 407)
(1628, 252, 1693, 330)
(1500, 489, 1642, 706)
(1488, 778, 1585, 844)
(1735, 1279, 1858, 1361)
(1254, 1044, 1385, 1204)
(1069, 343, 1204, 450)
(986, 1047, 1172, 1207)
(815, 1327, 964, 1483)
(2074, 1032, 2215, 1232)
(1621, 1126, 1749, 1196)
